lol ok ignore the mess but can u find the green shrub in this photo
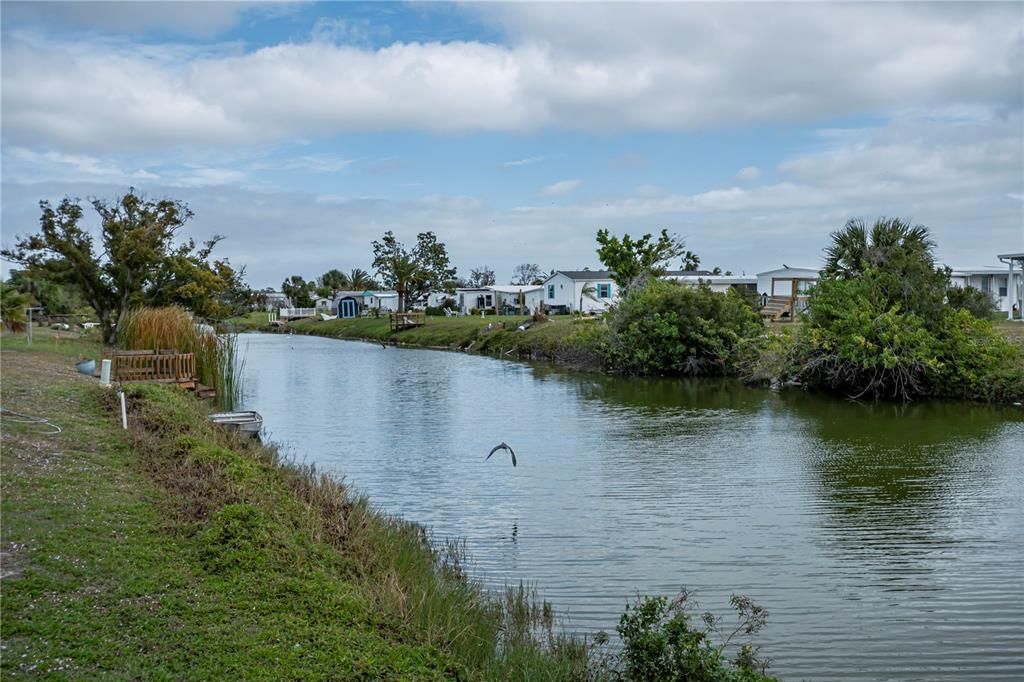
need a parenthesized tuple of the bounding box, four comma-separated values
(946, 284, 996, 319)
(616, 592, 776, 682)
(603, 279, 764, 376)
(794, 275, 1024, 401)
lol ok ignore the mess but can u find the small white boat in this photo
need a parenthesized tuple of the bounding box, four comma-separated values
(208, 411, 263, 438)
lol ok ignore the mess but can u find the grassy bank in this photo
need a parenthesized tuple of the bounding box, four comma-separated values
(0, 346, 591, 679)
(2, 341, 780, 680)
(289, 315, 605, 368)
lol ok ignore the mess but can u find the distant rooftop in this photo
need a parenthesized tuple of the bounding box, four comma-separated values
(554, 270, 614, 280)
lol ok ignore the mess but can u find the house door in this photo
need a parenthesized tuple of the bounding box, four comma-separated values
(340, 299, 357, 318)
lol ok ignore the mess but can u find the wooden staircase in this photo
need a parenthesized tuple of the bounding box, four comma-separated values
(760, 296, 794, 321)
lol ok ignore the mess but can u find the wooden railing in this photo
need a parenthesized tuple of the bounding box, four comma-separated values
(99, 349, 196, 385)
(390, 311, 425, 331)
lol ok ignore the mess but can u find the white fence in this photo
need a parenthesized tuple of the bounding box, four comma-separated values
(279, 307, 316, 318)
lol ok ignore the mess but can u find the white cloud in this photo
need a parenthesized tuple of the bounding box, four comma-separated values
(275, 154, 354, 174)
(2, 3, 1020, 151)
(634, 184, 666, 197)
(540, 179, 581, 196)
(7, 146, 160, 183)
(504, 155, 547, 167)
(736, 166, 761, 182)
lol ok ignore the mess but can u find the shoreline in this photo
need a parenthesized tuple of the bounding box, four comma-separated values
(0, 343, 596, 679)
(1, 336, 780, 680)
(237, 314, 1024, 405)
(245, 314, 607, 372)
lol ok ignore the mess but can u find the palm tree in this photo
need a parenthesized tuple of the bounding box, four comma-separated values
(1, 284, 31, 331)
(348, 268, 377, 291)
(388, 256, 421, 313)
(579, 283, 597, 313)
(318, 269, 349, 298)
(824, 218, 936, 279)
(824, 217, 945, 318)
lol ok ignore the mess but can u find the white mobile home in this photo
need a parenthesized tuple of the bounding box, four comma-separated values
(456, 288, 494, 315)
(490, 285, 544, 315)
(369, 291, 400, 312)
(542, 270, 617, 314)
(663, 273, 757, 294)
(259, 291, 291, 312)
(756, 266, 820, 318)
(346, 290, 401, 314)
(948, 266, 1017, 314)
(311, 296, 332, 313)
(998, 253, 1024, 320)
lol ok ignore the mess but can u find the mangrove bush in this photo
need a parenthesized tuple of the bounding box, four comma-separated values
(791, 218, 1023, 401)
(603, 279, 764, 376)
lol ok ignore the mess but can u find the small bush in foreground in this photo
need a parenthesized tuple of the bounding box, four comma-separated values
(616, 591, 776, 682)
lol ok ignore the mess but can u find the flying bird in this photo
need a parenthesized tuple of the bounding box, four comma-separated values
(485, 442, 517, 467)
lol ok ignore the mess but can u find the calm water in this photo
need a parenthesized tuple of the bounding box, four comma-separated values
(238, 333, 1024, 681)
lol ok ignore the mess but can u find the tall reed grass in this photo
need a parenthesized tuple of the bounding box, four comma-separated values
(118, 306, 243, 410)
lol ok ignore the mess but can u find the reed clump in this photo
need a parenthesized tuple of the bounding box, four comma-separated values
(118, 306, 242, 409)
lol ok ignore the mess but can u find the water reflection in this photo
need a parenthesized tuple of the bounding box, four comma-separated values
(238, 334, 1024, 681)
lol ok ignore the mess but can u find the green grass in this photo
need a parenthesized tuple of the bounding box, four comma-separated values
(0, 346, 595, 680)
(1, 325, 103, 360)
(223, 310, 273, 332)
(291, 315, 606, 368)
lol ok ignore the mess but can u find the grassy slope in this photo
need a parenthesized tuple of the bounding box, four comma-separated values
(0, 345, 590, 680)
(224, 310, 272, 331)
(290, 315, 605, 368)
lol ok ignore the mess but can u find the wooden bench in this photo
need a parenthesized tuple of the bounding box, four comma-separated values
(390, 311, 425, 331)
(98, 349, 198, 388)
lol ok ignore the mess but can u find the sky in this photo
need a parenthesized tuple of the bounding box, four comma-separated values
(2, 1, 1022, 289)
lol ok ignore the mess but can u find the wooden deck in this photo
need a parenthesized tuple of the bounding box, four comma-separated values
(390, 311, 425, 331)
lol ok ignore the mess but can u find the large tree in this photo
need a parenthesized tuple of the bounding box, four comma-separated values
(1, 190, 241, 344)
(511, 263, 544, 285)
(146, 236, 250, 319)
(371, 231, 456, 312)
(6, 268, 87, 315)
(596, 228, 686, 288)
(468, 265, 496, 287)
(822, 217, 948, 320)
(317, 269, 349, 298)
(281, 275, 314, 308)
(347, 268, 377, 291)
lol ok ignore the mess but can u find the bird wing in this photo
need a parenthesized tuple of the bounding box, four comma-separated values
(485, 443, 504, 460)
(510, 449, 516, 467)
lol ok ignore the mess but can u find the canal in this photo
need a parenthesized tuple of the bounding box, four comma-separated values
(239, 333, 1024, 680)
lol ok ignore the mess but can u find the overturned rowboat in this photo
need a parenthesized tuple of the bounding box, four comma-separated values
(208, 411, 263, 439)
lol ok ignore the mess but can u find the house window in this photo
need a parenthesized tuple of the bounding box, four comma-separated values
(999, 286, 1008, 297)
(548, 284, 555, 299)
(597, 283, 612, 299)
(981, 276, 992, 292)
(485, 295, 493, 307)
